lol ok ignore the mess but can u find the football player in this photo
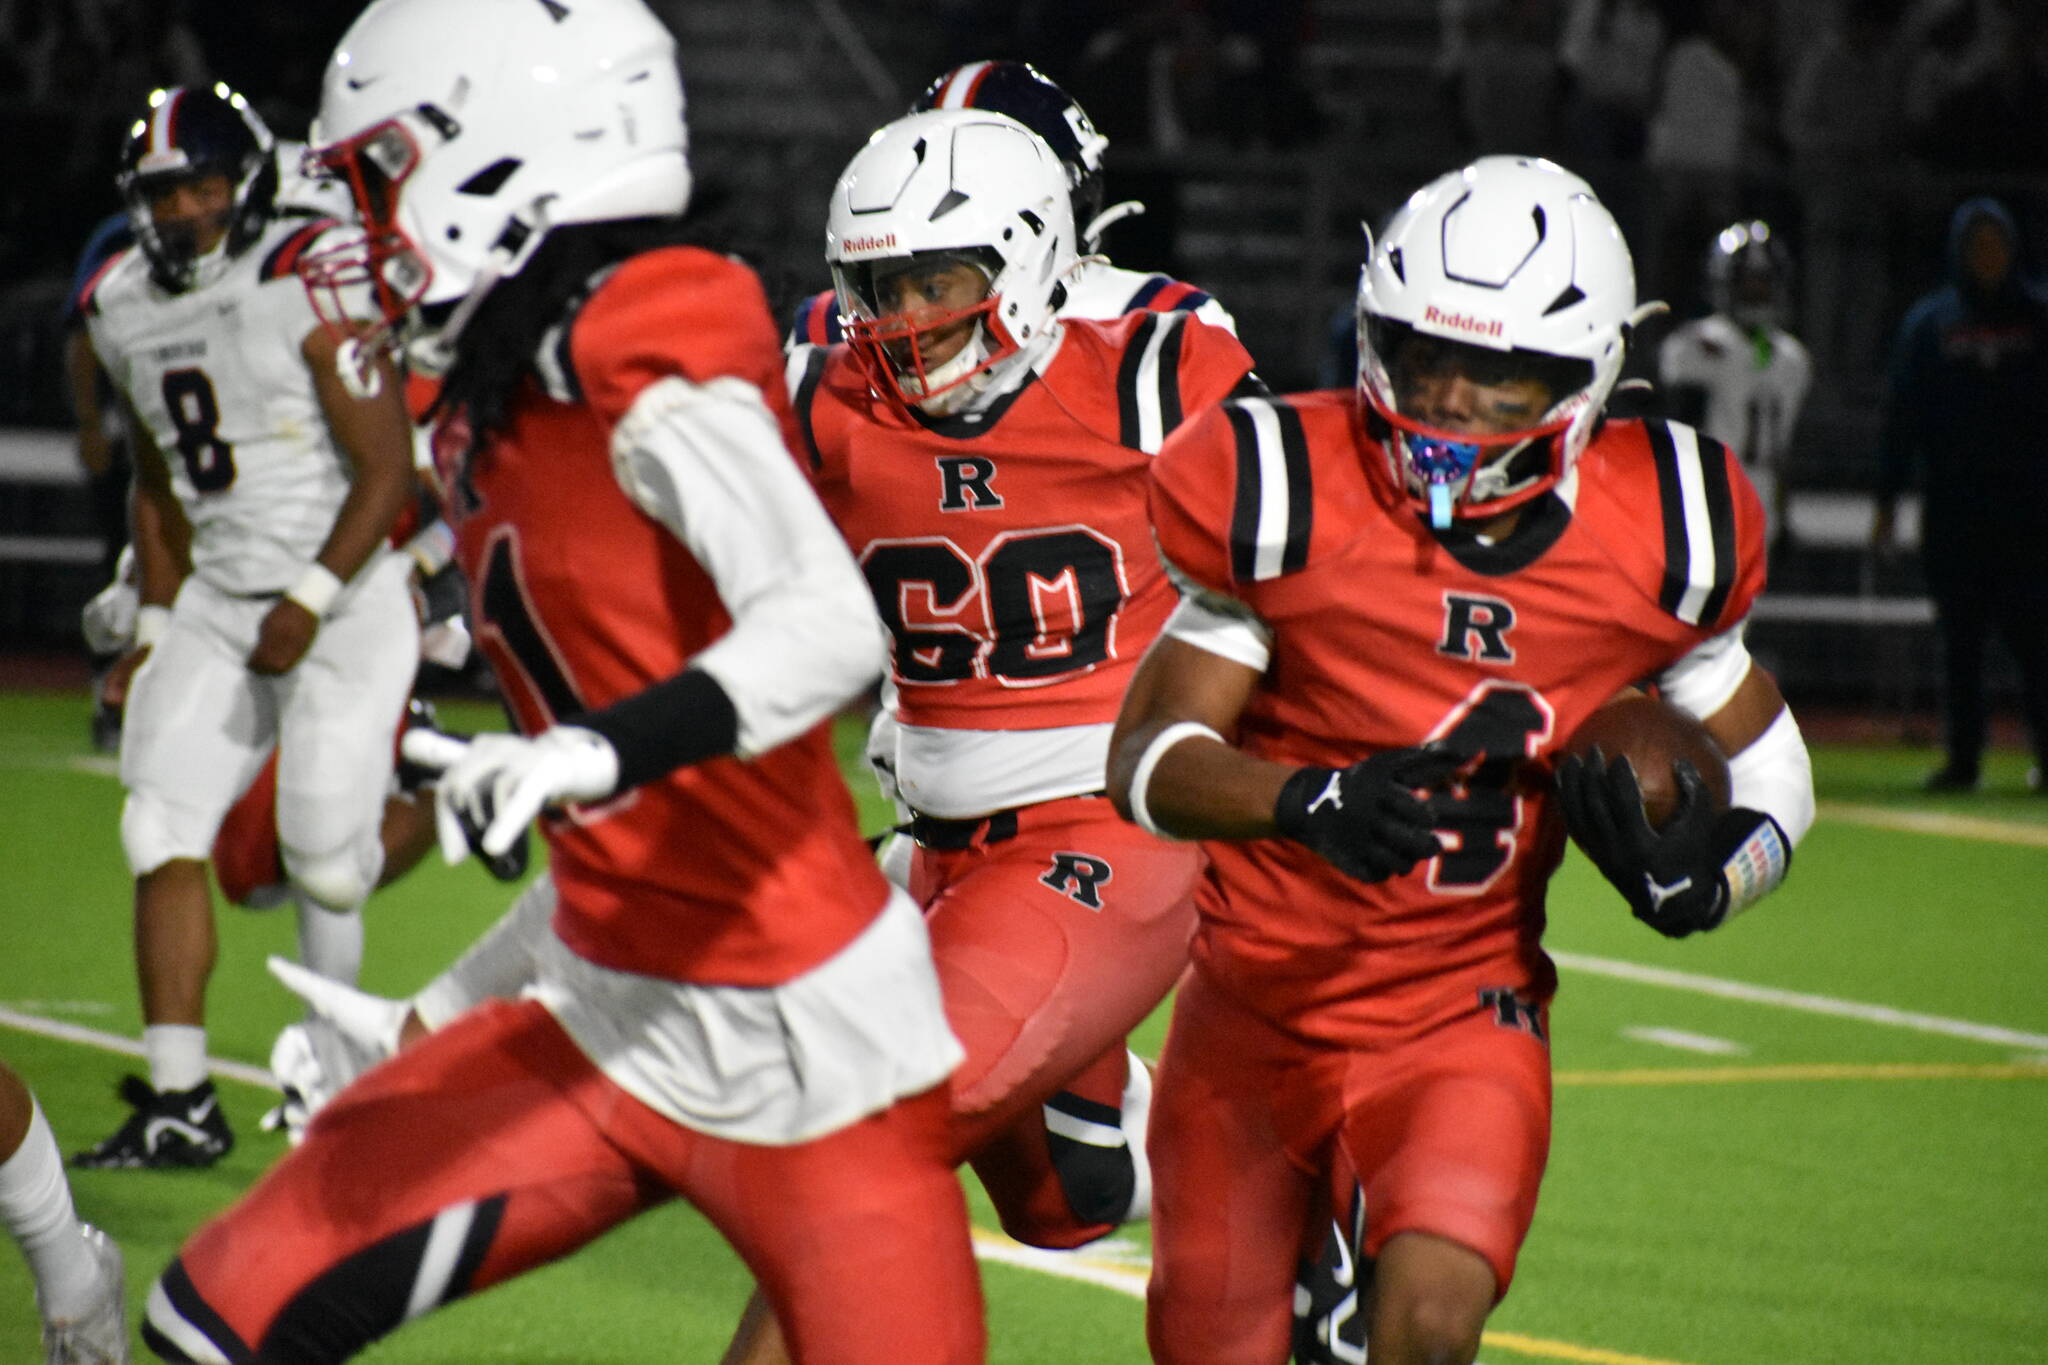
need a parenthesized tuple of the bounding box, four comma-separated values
(718, 107, 1260, 1363)
(1659, 220, 1813, 547)
(1, 1059, 128, 1363)
(140, 3, 981, 1362)
(793, 60, 1239, 896)
(1106, 156, 1816, 1365)
(788, 60, 1234, 346)
(74, 82, 419, 1172)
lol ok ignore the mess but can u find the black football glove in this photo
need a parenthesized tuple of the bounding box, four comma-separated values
(1555, 746, 1784, 939)
(1274, 746, 1459, 885)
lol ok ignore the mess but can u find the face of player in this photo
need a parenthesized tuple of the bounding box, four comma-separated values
(146, 173, 236, 261)
(868, 257, 992, 369)
(1389, 333, 1557, 438)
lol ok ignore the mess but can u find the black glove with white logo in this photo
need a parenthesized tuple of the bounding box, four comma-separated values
(1274, 746, 1458, 885)
(1555, 747, 1778, 939)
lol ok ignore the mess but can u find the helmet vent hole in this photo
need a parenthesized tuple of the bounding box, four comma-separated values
(1018, 209, 1044, 235)
(929, 188, 969, 221)
(1542, 283, 1585, 315)
(457, 158, 521, 196)
(1387, 247, 1405, 283)
(1530, 205, 1547, 237)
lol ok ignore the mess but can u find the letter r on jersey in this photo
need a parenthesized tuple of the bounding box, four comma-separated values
(937, 455, 1003, 511)
(1041, 852, 1112, 909)
(1438, 592, 1516, 663)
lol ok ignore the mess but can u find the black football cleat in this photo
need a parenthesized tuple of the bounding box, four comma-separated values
(72, 1075, 233, 1170)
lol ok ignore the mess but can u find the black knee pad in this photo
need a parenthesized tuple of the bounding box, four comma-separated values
(1044, 1090, 1136, 1228)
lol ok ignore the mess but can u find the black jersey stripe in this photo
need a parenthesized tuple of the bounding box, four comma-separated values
(1275, 401, 1313, 575)
(1227, 403, 1264, 582)
(1694, 430, 1739, 627)
(1224, 398, 1313, 582)
(1114, 311, 1188, 453)
(787, 345, 829, 473)
(1649, 419, 1693, 618)
(1648, 419, 1738, 626)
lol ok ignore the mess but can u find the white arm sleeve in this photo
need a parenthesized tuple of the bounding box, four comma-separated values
(1726, 707, 1815, 849)
(1657, 623, 1753, 720)
(1159, 556, 1273, 672)
(1659, 622, 1816, 851)
(411, 873, 557, 1030)
(609, 374, 886, 757)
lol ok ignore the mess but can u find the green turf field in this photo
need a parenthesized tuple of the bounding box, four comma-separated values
(2, 688, 2043, 1363)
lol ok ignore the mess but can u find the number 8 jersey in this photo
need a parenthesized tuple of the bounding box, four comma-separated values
(794, 311, 1255, 818)
(1148, 390, 1768, 1042)
(82, 217, 361, 595)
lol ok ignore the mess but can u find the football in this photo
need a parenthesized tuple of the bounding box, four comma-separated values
(1563, 690, 1731, 828)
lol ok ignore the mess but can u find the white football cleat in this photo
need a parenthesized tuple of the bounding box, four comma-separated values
(40, 1222, 129, 1365)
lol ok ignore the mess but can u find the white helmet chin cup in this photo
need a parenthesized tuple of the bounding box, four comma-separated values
(825, 108, 1076, 409)
(313, 0, 691, 310)
(1357, 155, 1636, 518)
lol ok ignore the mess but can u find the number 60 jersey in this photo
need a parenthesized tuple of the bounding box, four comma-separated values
(793, 312, 1255, 817)
(1149, 391, 1768, 1042)
(82, 217, 358, 595)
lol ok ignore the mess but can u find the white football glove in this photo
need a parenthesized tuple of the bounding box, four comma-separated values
(80, 553, 140, 656)
(267, 955, 411, 1058)
(401, 724, 620, 863)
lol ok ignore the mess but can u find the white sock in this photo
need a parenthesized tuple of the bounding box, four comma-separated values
(145, 1023, 209, 1094)
(0, 1101, 99, 1319)
(295, 900, 363, 988)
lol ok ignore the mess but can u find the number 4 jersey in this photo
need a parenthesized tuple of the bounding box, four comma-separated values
(1149, 391, 1767, 1041)
(792, 312, 1255, 817)
(82, 216, 360, 595)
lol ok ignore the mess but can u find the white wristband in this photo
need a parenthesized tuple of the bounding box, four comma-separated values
(285, 563, 346, 619)
(134, 604, 172, 648)
(1128, 721, 1224, 839)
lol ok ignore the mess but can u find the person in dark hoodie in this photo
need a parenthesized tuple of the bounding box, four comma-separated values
(1873, 196, 2048, 792)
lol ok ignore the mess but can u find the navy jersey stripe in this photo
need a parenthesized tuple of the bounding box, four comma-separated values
(789, 346, 829, 473)
(1648, 420, 1693, 617)
(1226, 404, 1264, 583)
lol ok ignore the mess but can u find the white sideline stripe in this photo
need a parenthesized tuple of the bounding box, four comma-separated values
(1622, 1026, 1749, 1055)
(1553, 953, 2048, 1051)
(1819, 800, 2048, 848)
(0, 1004, 276, 1089)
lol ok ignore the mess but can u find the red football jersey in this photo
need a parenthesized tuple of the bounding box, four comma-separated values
(1150, 391, 1767, 1041)
(794, 312, 1254, 733)
(439, 247, 888, 987)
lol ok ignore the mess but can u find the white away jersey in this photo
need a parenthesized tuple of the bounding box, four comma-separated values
(83, 216, 363, 596)
(1658, 315, 1812, 475)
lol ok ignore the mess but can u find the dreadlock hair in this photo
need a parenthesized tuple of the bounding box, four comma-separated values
(430, 190, 736, 451)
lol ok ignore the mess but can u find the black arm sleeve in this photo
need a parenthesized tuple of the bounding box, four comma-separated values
(571, 668, 740, 792)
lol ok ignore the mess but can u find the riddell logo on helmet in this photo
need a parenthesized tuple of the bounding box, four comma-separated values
(842, 234, 898, 255)
(1423, 305, 1504, 339)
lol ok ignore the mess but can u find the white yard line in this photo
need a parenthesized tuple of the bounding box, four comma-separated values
(1552, 952, 2048, 1051)
(1620, 1026, 1749, 1055)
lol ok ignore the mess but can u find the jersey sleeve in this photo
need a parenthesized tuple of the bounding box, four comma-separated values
(1150, 400, 1250, 597)
(1174, 316, 1258, 416)
(570, 248, 790, 434)
(1636, 418, 1768, 636)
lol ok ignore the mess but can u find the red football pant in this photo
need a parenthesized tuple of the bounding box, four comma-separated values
(911, 794, 1198, 1247)
(1145, 964, 1551, 1365)
(151, 999, 984, 1364)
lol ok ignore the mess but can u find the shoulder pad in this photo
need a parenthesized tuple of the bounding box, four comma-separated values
(259, 218, 339, 283)
(1219, 393, 1315, 583)
(1634, 418, 1750, 628)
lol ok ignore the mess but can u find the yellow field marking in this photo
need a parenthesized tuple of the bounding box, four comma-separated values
(1479, 1330, 1697, 1365)
(1556, 1060, 2048, 1086)
(1818, 800, 2048, 847)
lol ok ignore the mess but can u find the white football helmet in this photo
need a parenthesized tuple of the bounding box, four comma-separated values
(299, 0, 690, 362)
(826, 108, 1075, 414)
(1357, 155, 1637, 528)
